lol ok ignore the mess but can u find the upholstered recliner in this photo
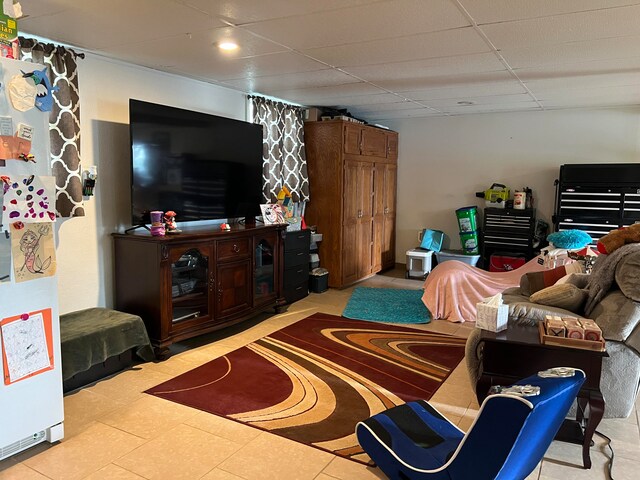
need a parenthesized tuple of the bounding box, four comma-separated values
(467, 245, 640, 418)
(356, 369, 585, 480)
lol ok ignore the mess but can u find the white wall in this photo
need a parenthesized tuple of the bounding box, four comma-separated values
(386, 107, 640, 260)
(56, 54, 247, 314)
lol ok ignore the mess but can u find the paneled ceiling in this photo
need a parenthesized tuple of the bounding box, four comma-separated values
(17, 0, 640, 123)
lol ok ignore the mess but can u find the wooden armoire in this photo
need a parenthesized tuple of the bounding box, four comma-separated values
(304, 120, 398, 288)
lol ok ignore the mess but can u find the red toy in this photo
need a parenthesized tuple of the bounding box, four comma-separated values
(163, 210, 181, 234)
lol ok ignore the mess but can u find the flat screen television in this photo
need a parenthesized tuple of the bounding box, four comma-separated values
(129, 99, 264, 225)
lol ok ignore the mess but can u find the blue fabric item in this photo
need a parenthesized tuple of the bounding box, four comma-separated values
(420, 229, 446, 252)
(342, 287, 431, 324)
(547, 230, 593, 249)
(356, 369, 585, 480)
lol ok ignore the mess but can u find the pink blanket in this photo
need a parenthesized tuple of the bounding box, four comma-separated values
(421, 257, 546, 323)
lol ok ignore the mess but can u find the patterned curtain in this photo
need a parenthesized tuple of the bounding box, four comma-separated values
(19, 37, 85, 218)
(251, 96, 310, 203)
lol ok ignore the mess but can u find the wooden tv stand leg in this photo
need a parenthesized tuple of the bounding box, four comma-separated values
(154, 345, 171, 361)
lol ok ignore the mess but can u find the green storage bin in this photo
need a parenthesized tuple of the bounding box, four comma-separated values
(459, 231, 480, 255)
(455, 206, 478, 233)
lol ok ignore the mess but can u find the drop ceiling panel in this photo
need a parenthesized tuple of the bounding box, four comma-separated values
(375, 71, 517, 92)
(222, 69, 360, 92)
(426, 93, 534, 108)
(460, 0, 640, 24)
(20, 0, 223, 50)
(442, 102, 542, 114)
(342, 53, 505, 82)
(368, 108, 444, 120)
(14, 0, 68, 17)
(246, 0, 470, 50)
(100, 27, 287, 71)
(515, 57, 640, 81)
(283, 95, 361, 106)
(500, 35, 640, 69)
(543, 94, 640, 108)
(536, 88, 640, 110)
(330, 93, 406, 107)
(524, 72, 640, 91)
(479, 5, 640, 49)
(273, 83, 388, 104)
(179, 0, 380, 24)
(538, 84, 640, 101)
(303, 27, 489, 67)
(350, 101, 433, 115)
(183, 52, 326, 81)
(402, 82, 528, 100)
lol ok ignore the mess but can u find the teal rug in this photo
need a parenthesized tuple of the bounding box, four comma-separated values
(342, 287, 431, 324)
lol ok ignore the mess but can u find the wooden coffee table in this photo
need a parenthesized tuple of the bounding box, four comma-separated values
(476, 324, 608, 469)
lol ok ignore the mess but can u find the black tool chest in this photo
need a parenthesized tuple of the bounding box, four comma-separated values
(482, 208, 536, 267)
(553, 163, 640, 243)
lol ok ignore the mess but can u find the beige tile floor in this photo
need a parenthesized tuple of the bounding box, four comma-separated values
(1, 268, 638, 479)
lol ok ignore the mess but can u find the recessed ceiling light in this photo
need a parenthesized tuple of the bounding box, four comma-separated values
(218, 41, 239, 51)
(457, 101, 475, 106)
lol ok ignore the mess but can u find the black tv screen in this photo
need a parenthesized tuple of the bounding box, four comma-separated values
(129, 99, 264, 225)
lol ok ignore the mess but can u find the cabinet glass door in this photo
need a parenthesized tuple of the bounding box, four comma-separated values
(170, 247, 211, 323)
(254, 234, 276, 303)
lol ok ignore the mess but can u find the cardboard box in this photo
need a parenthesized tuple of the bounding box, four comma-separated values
(304, 107, 322, 122)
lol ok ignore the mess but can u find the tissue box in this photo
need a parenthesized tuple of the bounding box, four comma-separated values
(476, 302, 508, 332)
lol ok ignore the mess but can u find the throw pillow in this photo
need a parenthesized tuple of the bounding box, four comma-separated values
(547, 230, 593, 249)
(520, 265, 569, 296)
(615, 250, 640, 302)
(556, 273, 590, 289)
(530, 283, 587, 313)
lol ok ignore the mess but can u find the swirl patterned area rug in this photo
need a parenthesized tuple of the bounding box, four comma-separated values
(145, 313, 465, 464)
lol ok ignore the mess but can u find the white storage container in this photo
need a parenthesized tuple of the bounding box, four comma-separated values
(405, 249, 433, 279)
(435, 249, 480, 267)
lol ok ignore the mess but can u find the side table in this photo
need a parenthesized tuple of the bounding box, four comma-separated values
(476, 325, 608, 469)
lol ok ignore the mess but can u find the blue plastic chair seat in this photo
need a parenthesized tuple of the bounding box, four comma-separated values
(356, 369, 585, 480)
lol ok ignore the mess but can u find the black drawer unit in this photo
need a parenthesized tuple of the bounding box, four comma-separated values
(283, 229, 310, 304)
(553, 163, 640, 243)
(482, 208, 536, 268)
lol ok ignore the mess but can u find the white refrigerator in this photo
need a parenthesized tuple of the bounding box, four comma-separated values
(0, 57, 64, 460)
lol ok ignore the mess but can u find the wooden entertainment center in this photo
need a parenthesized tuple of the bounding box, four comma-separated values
(113, 224, 286, 358)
